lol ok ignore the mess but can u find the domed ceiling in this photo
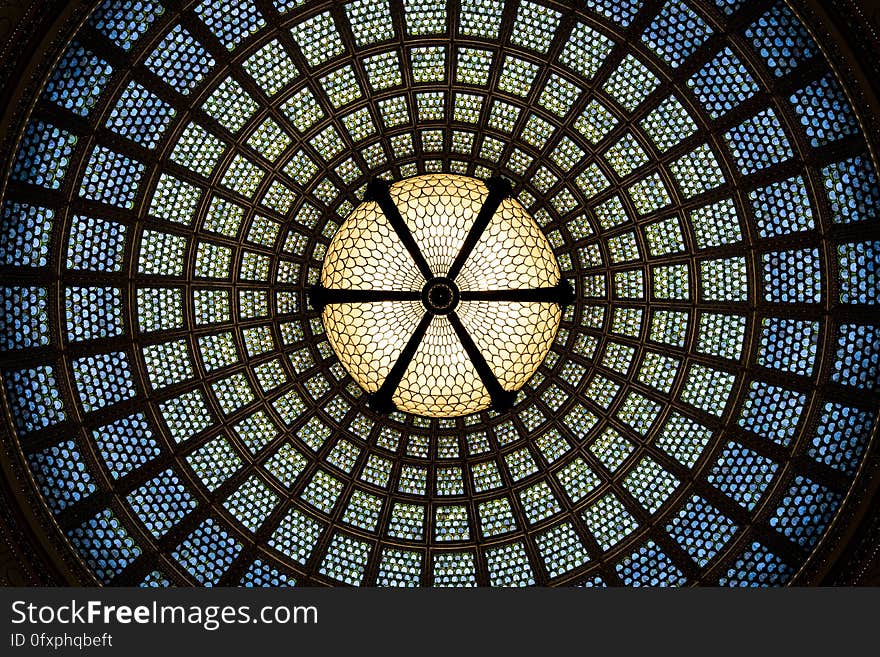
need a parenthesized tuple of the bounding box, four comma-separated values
(0, 0, 878, 586)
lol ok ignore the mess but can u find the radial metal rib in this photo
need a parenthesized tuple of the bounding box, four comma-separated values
(364, 178, 435, 282)
(447, 311, 517, 412)
(459, 280, 575, 306)
(308, 284, 421, 312)
(367, 311, 433, 414)
(446, 176, 513, 282)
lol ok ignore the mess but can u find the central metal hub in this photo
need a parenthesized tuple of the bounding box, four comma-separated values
(421, 277, 459, 315)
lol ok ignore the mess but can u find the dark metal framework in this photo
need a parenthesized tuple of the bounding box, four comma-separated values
(0, 0, 876, 587)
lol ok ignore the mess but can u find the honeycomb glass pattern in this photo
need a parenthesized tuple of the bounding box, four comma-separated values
(320, 174, 564, 417)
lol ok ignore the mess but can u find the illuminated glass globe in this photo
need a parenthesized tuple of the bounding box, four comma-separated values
(312, 174, 573, 417)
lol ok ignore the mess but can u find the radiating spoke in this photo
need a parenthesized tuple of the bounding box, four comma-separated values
(447, 311, 517, 412)
(446, 176, 513, 282)
(460, 280, 575, 306)
(364, 178, 435, 282)
(367, 311, 433, 414)
(308, 284, 420, 312)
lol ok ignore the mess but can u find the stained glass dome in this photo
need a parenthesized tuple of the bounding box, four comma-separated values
(316, 173, 568, 417)
(0, 0, 878, 587)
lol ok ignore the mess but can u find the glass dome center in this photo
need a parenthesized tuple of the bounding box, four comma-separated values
(422, 278, 459, 315)
(312, 173, 572, 417)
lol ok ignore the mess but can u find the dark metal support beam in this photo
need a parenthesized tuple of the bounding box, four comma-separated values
(367, 312, 433, 414)
(459, 280, 575, 306)
(447, 311, 517, 413)
(446, 176, 513, 281)
(364, 178, 435, 282)
(308, 284, 421, 312)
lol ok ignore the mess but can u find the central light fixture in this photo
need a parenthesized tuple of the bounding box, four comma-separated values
(311, 174, 573, 417)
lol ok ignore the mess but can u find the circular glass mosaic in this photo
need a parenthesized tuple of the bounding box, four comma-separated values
(0, 0, 877, 587)
(317, 173, 565, 417)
